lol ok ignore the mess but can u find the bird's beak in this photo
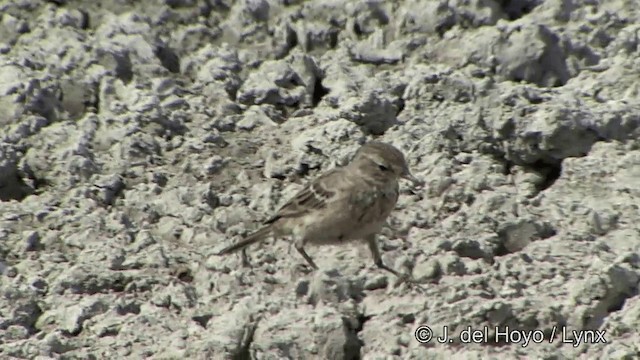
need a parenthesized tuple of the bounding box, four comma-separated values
(401, 171, 423, 186)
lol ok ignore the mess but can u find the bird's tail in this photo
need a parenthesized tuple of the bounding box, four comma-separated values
(216, 226, 273, 255)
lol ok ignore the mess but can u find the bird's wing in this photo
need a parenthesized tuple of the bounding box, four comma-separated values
(263, 168, 346, 224)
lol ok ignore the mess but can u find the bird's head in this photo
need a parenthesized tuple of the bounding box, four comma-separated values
(351, 141, 421, 185)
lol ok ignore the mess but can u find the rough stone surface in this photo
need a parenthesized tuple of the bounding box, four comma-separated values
(1, 0, 639, 358)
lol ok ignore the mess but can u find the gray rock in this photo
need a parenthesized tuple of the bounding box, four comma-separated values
(237, 53, 320, 108)
(413, 257, 442, 282)
(1, 0, 639, 358)
(308, 269, 357, 305)
(59, 298, 110, 335)
(23, 230, 41, 252)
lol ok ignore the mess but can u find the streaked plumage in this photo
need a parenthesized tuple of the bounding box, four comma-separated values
(216, 141, 421, 280)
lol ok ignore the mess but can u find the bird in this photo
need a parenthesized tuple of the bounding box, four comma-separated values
(215, 141, 422, 281)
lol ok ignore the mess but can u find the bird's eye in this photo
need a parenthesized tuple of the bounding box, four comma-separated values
(378, 164, 390, 172)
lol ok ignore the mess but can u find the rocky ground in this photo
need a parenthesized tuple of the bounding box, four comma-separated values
(1, 0, 639, 359)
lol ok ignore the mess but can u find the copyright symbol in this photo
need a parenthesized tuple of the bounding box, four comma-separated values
(414, 325, 433, 343)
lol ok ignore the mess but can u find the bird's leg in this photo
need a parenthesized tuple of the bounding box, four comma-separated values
(241, 248, 251, 268)
(367, 234, 402, 277)
(366, 234, 423, 289)
(295, 241, 319, 270)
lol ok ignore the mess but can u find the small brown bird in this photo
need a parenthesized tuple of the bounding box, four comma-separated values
(216, 141, 421, 280)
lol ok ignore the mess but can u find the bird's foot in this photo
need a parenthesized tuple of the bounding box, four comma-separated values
(392, 273, 427, 292)
(294, 262, 315, 275)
